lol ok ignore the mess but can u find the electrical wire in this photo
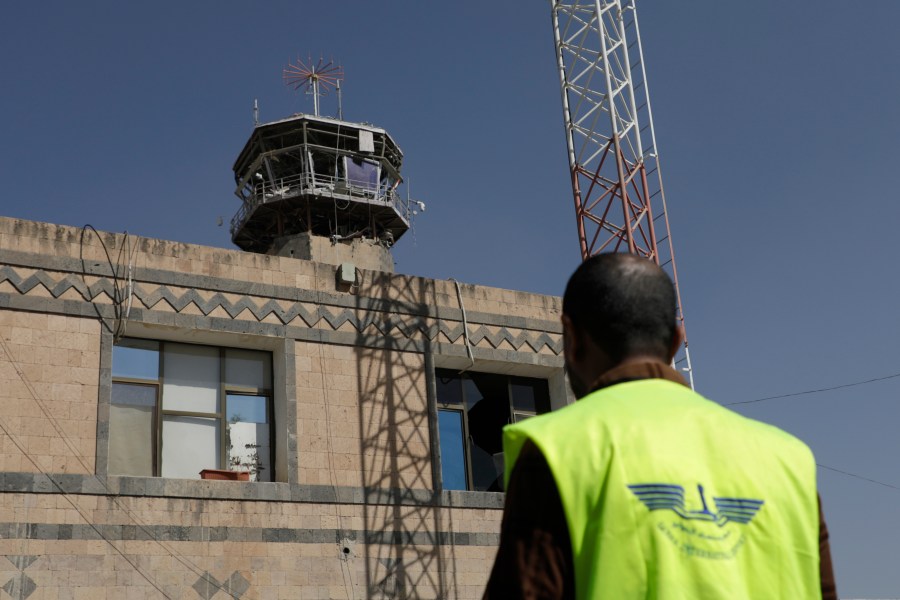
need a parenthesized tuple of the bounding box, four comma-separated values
(0, 423, 175, 598)
(1, 340, 234, 598)
(724, 371, 900, 406)
(449, 278, 475, 372)
(0, 334, 175, 599)
(721, 371, 900, 491)
(122, 234, 140, 336)
(315, 343, 357, 600)
(111, 231, 129, 341)
(722, 372, 900, 491)
(312, 266, 357, 600)
(0, 330, 235, 597)
(80, 225, 121, 333)
(79, 225, 140, 344)
(817, 463, 899, 491)
(1, 228, 236, 597)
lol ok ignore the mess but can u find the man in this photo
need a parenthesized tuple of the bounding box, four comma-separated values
(484, 253, 835, 599)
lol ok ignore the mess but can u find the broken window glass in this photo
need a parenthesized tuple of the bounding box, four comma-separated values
(344, 157, 379, 192)
(435, 369, 550, 492)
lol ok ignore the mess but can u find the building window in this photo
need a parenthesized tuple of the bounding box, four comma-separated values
(435, 369, 550, 492)
(110, 338, 273, 481)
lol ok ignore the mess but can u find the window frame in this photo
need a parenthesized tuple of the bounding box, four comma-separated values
(111, 338, 275, 480)
(434, 369, 550, 492)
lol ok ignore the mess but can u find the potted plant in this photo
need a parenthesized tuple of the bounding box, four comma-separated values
(210, 415, 266, 482)
(199, 468, 250, 481)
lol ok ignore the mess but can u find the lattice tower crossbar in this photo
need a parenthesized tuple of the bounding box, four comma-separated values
(551, 0, 693, 386)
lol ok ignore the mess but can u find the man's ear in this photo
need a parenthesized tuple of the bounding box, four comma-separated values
(668, 324, 684, 363)
(561, 314, 583, 362)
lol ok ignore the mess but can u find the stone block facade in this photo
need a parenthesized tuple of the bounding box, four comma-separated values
(0, 217, 568, 599)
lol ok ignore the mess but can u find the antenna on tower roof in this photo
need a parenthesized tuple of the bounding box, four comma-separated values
(336, 80, 343, 121)
(253, 99, 259, 126)
(283, 56, 344, 118)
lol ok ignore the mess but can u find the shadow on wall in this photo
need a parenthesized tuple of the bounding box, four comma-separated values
(355, 274, 454, 598)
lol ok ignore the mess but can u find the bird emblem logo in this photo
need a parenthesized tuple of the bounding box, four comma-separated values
(628, 483, 764, 526)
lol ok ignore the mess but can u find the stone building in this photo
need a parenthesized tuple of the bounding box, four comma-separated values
(0, 212, 568, 598)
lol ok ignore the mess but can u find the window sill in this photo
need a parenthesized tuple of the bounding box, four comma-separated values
(440, 489, 505, 509)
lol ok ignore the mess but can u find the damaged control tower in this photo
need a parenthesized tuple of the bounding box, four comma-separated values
(229, 59, 409, 272)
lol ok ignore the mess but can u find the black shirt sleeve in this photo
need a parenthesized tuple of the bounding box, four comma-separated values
(483, 440, 574, 600)
(819, 495, 837, 600)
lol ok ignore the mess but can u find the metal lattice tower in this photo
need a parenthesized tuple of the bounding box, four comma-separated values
(550, 0, 693, 386)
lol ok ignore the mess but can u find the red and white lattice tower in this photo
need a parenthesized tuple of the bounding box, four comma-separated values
(551, 0, 693, 386)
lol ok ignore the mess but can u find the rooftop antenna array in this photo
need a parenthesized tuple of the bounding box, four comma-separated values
(283, 56, 344, 117)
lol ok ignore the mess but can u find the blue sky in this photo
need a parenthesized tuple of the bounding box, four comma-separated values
(3, 1, 900, 595)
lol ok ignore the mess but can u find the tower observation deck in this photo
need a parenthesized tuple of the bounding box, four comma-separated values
(230, 113, 409, 258)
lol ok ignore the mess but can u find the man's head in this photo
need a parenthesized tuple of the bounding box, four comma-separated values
(562, 253, 680, 398)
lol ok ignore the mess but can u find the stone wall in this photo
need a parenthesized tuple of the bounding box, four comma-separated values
(0, 492, 504, 599)
(0, 312, 99, 475)
(0, 216, 566, 599)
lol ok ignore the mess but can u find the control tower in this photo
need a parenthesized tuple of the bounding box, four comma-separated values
(229, 60, 410, 272)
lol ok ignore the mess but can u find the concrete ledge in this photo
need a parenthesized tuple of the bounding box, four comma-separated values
(0, 520, 501, 547)
(0, 472, 508, 510)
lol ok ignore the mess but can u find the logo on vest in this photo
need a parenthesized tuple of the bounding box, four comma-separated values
(628, 483, 763, 526)
(628, 483, 764, 560)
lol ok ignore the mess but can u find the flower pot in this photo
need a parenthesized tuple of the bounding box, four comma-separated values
(199, 469, 250, 481)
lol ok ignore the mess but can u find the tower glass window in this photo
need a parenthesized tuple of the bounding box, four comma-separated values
(435, 369, 551, 492)
(110, 339, 273, 481)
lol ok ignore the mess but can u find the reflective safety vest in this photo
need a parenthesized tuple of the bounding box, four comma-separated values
(503, 379, 820, 599)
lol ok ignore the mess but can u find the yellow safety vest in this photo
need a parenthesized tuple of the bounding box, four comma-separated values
(503, 379, 821, 599)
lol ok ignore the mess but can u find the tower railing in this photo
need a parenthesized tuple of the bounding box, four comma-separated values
(230, 171, 409, 238)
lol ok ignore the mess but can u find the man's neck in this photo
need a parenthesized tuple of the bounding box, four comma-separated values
(588, 358, 688, 394)
(615, 355, 670, 370)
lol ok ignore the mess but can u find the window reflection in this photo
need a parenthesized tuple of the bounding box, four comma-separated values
(227, 394, 271, 482)
(438, 409, 467, 491)
(112, 339, 159, 380)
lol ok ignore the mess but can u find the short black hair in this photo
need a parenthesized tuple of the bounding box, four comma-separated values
(562, 253, 677, 362)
